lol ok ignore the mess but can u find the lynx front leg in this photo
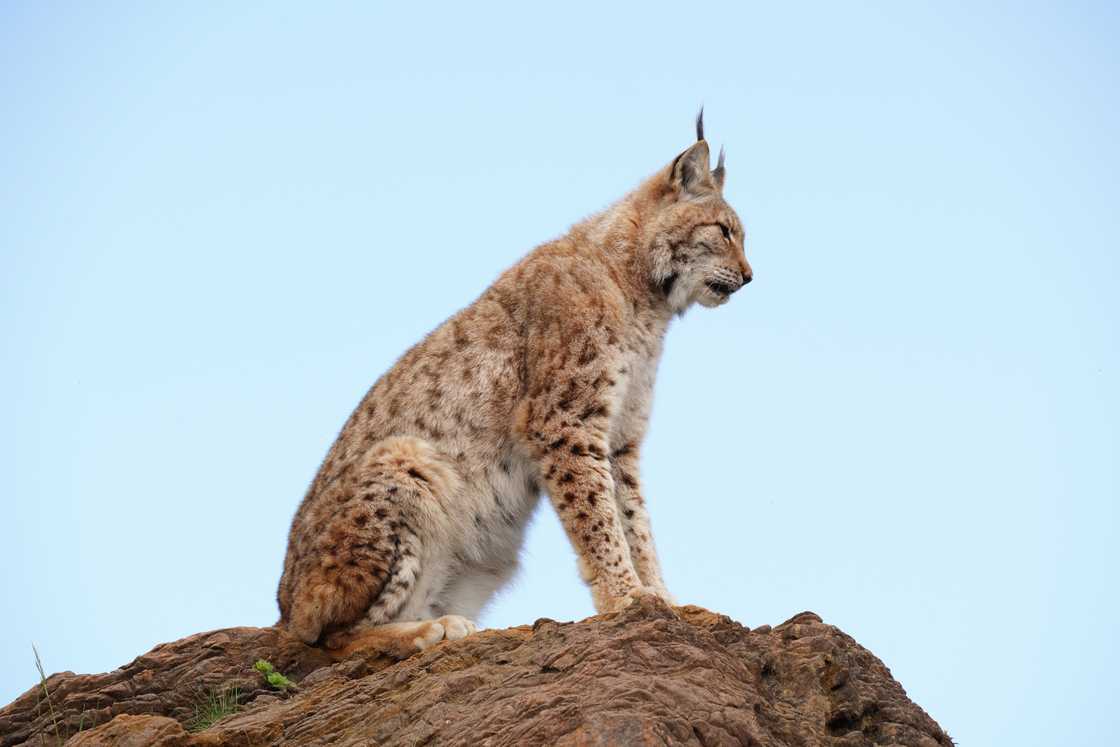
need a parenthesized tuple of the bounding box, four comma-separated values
(539, 435, 643, 613)
(516, 357, 647, 613)
(611, 442, 672, 602)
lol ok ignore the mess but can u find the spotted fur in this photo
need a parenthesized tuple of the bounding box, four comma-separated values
(277, 114, 752, 656)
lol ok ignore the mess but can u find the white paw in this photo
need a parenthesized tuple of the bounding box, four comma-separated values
(412, 621, 445, 650)
(437, 615, 478, 641)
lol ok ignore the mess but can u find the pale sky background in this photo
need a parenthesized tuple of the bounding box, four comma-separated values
(2, 2, 1117, 745)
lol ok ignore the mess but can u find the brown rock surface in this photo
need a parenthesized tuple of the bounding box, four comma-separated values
(1, 598, 951, 746)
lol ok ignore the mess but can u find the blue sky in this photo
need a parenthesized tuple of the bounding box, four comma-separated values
(2, 2, 1116, 744)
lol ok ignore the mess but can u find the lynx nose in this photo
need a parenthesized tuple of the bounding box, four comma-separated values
(741, 271, 753, 285)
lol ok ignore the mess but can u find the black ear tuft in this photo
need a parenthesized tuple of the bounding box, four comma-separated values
(696, 107, 705, 141)
(712, 146, 725, 189)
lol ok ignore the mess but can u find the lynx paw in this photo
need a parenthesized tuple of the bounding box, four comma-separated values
(411, 620, 447, 651)
(626, 585, 674, 606)
(436, 614, 478, 642)
(322, 616, 480, 660)
(410, 615, 479, 651)
(598, 585, 675, 613)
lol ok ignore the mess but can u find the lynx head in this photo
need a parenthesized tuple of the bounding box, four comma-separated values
(643, 111, 752, 314)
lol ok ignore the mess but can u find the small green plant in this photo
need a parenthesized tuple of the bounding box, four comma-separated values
(186, 686, 242, 732)
(253, 659, 297, 691)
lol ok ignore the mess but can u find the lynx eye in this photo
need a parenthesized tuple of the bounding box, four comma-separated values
(719, 224, 732, 241)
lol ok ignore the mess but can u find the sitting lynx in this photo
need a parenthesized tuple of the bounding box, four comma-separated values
(277, 113, 752, 657)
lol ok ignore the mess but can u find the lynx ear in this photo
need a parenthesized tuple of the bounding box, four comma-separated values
(669, 140, 714, 198)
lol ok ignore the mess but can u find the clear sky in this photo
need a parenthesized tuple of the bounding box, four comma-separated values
(2, 2, 1116, 744)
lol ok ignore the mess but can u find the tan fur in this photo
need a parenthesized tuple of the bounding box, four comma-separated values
(277, 114, 752, 657)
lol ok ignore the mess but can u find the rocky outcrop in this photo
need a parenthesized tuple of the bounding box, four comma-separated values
(1, 598, 951, 746)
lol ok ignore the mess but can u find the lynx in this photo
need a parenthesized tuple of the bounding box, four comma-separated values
(277, 112, 752, 657)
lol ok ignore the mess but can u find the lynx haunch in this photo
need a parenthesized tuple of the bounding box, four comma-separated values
(277, 112, 752, 657)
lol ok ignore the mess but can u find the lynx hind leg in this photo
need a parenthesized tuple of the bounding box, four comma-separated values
(325, 616, 478, 660)
(284, 436, 463, 645)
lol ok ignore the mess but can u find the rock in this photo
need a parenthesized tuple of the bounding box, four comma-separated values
(0, 626, 333, 746)
(67, 715, 188, 747)
(0, 598, 951, 746)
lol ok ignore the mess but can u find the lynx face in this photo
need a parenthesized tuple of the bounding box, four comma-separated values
(647, 120, 753, 315)
(662, 207, 752, 312)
